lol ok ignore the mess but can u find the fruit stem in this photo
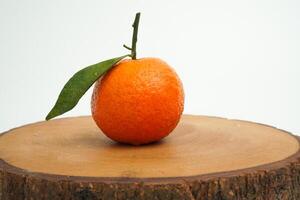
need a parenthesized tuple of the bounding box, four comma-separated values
(123, 44, 132, 51)
(131, 12, 140, 59)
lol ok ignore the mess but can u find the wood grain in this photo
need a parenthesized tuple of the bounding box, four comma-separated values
(0, 115, 300, 200)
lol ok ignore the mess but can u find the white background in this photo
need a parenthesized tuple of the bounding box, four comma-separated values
(0, 0, 299, 135)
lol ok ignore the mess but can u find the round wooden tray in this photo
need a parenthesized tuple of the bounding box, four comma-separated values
(0, 115, 300, 200)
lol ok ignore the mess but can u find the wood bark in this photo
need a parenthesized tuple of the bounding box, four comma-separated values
(1, 153, 300, 200)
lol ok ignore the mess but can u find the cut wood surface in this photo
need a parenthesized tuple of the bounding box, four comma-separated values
(0, 115, 300, 200)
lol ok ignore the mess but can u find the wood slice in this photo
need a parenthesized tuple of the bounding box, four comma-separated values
(0, 115, 300, 200)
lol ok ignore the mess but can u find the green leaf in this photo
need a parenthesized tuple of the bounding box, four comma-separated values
(46, 55, 128, 120)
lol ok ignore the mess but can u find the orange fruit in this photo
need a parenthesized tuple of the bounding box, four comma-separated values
(91, 58, 184, 145)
